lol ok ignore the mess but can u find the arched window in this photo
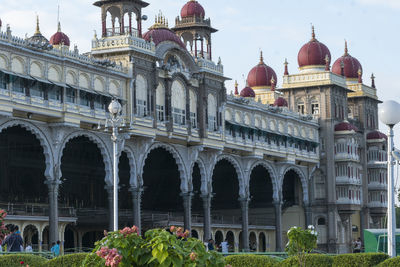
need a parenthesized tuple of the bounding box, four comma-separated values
(189, 89, 197, 128)
(156, 83, 165, 122)
(311, 99, 319, 115)
(136, 75, 147, 117)
(208, 93, 217, 131)
(171, 80, 186, 125)
(297, 100, 305, 114)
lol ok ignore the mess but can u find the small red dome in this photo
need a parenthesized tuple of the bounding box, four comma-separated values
(143, 28, 185, 49)
(274, 97, 288, 107)
(181, 0, 205, 18)
(247, 52, 277, 88)
(240, 87, 255, 98)
(298, 27, 331, 68)
(335, 122, 358, 132)
(332, 42, 362, 79)
(367, 130, 387, 140)
(49, 23, 70, 46)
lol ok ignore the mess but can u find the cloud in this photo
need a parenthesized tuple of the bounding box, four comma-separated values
(356, 0, 400, 8)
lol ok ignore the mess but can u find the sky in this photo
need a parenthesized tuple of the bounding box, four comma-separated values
(1, 0, 399, 129)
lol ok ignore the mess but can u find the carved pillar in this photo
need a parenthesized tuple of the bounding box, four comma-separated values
(129, 12, 132, 35)
(130, 187, 142, 235)
(194, 36, 198, 58)
(120, 11, 125, 34)
(106, 186, 113, 231)
(239, 198, 249, 252)
(274, 201, 283, 252)
(47, 179, 60, 245)
(200, 38, 204, 58)
(182, 192, 192, 232)
(305, 205, 312, 227)
(137, 10, 142, 37)
(111, 16, 115, 35)
(201, 194, 212, 241)
(102, 8, 107, 37)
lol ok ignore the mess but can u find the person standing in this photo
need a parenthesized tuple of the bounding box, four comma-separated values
(25, 243, 33, 252)
(51, 240, 60, 256)
(207, 239, 215, 251)
(2, 225, 23, 252)
(220, 239, 229, 254)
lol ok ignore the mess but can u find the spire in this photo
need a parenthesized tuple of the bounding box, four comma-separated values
(311, 25, 316, 41)
(57, 22, 61, 32)
(234, 80, 239, 96)
(325, 54, 330, 71)
(259, 50, 264, 64)
(284, 58, 289, 75)
(35, 15, 41, 35)
(371, 73, 376, 88)
(344, 40, 348, 56)
(357, 67, 362, 83)
(150, 10, 168, 29)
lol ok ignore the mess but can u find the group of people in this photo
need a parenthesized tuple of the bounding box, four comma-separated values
(0, 225, 33, 252)
(206, 238, 230, 254)
(0, 225, 60, 256)
(352, 237, 362, 253)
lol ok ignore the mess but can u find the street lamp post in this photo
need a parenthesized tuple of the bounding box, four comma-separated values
(379, 100, 400, 257)
(99, 99, 126, 231)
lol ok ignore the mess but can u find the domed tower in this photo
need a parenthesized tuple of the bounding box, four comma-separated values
(50, 22, 70, 50)
(247, 51, 280, 105)
(27, 16, 50, 46)
(332, 41, 363, 82)
(297, 26, 331, 73)
(93, 0, 149, 38)
(172, 0, 217, 60)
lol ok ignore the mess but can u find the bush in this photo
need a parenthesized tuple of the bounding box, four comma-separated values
(377, 256, 400, 267)
(332, 253, 388, 267)
(0, 254, 48, 267)
(46, 253, 104, 267)
(225, 254, 279, 267)
(280, 254, 333, 267)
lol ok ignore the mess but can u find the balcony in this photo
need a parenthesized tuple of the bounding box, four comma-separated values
(368, 182, 387, 191)
(0, 202, 76, 217)
(336, 176, 362, 186)
(335, 152, 360, 162)
(367, 150, 387, 165)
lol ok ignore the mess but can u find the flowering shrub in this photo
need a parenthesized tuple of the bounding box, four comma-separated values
(0, 209, 9, 245)
(285, 225, 318, 267)
(85, 226, 227, 267)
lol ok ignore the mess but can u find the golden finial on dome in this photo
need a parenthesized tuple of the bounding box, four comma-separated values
(311, 24, 316, 40)
(234, 80, 238, 87)
(259, 50, 264, 64)
(35, 15, 41, 35)
(150, 11, 169, 30)
(344, 40, 348, 56)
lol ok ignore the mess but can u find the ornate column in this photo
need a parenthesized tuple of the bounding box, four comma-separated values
(239, 197, 250, 252)
(130, 187, 142, 234)
(305, 205, 312, 227)
(46, 179, 60, 245)
(106, 185, 114, 231)
(101, 8, 107, 37)
(181, 192, 192, 232)
(120, 11, 125, 34)
(128, 12, 132, 35)
(274, 201, 283, 252)
(201, 194, 212, 241)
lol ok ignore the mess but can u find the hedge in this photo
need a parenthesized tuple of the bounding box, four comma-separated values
(280, 254, 333, 267)
(0, 254, 48, 267)
(377, 256, 400, 267)
(332, 253, 388, 267)
(225, 254, 279, 267)
(46, 253, 105, 267)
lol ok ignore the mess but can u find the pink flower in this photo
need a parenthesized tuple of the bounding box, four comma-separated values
(120, 226, 138, 237)
(170, 226, 176, 232)
(96, 247, 122, 267)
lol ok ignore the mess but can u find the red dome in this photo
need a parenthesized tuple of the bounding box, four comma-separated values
(274, 97, 288, 107)
(367, 130, 387, 140)
(298, 27, 331, 68)
(332, 42, 362, 79)
(143, 28, 185, 49)
(49, 23, 70, 46)
(335, 122, 358, 132)
(240, 87, 255, 98)
(247, 52, 277, 88)
(181, 0, 205, 18)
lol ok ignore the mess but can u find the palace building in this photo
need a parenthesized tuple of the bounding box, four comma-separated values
(0, 0, 386, 254)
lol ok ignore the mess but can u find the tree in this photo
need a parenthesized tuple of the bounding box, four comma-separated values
(286, 225, 318, 267)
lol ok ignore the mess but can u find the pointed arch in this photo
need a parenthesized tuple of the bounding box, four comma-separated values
(190, 157, 208, 195)
(212, 154, 245, 198)
(249, 160, 279, 202)
(0, 120, 54, 180)
(58, 131, 112, 186)
(140, 142, 188, 192)
(281, 165, 309, 205)
(122, 145, 138, 188)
